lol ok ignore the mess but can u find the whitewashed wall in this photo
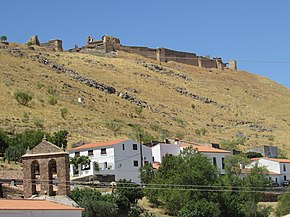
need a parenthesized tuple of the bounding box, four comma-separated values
(0, 210, 81, 217)
(152, 143, 180, 163)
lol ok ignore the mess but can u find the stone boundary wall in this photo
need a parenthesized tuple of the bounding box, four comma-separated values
(119, 45, 157, 59)
(158, 48, 199, 66)
(119, 45, 225, 69)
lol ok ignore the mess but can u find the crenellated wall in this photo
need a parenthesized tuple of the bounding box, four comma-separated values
(78, 35, 233, 70)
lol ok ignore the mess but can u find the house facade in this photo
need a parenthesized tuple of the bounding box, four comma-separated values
(151, 143, 180, 163)
(180, 144, 231, 174)
(248, 157, 290, 185)
(151, 140, 231, 174)
(69, 138, 152, 183)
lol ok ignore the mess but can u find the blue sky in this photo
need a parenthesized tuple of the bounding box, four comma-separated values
(1, 1, 290, 87)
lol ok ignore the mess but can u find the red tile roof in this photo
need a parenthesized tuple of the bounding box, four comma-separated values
(180, 144, 230, 153)
(251, 157, 290, 163)
(0, 199, 83, 210)
(70, 138, 129, 151)
(241, 168, 280, 175)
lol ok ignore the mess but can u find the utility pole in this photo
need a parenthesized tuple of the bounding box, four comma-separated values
(139, 134, 143, 168)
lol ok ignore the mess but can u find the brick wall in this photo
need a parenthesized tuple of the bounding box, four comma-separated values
(22, 153, 70, 198)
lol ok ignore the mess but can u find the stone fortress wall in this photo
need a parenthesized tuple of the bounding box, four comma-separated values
(28, 35, 63, 51)
(79, 35, 237, 70)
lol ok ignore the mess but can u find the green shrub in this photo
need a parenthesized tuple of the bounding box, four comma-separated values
(14, 91, 33, 106)
(48, 95, 58, 105)
(94, 162, 100, 172)
(105, 119, 124, 135)
(22, 112, 30, 123)
(33, 117, 44, 128)
(47, 86, 57, 95)
(128, 206, 142, 217)
(175, 117, 184, 126)
(60, 108, 68, 119)
(27, 41, 32, 46)
(135, 106, 143, 115)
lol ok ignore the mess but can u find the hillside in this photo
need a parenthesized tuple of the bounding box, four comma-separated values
(1, 42, 290, 154)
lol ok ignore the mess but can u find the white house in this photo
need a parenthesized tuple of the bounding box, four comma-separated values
(0, 199, 83, 217)
(69, 138, 152, 184)
(151, 143, 180, 163)
(180, 143, 231, 174)
(151, 140, 231, 174)
(247, 157, 290, 185)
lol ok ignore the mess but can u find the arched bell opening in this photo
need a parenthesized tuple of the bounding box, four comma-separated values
(48, 159, 57, 196)
(31, 160, 40, 195)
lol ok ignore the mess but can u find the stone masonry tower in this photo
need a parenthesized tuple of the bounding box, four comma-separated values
(22, 138, 70, 198)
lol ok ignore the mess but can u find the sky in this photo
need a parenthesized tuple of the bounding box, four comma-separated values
(1, 0, 290, 88)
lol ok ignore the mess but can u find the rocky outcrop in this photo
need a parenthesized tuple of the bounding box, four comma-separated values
(28, 54, 116, 94)
(27, 54, 155, 110)
(139, 62, 191, 80)
(175, 87, 217, 105)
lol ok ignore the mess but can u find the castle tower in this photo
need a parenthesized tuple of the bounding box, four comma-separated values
(28, 35, 40, 46)
(22, 138, 70, 198)
(228, 60, 237, 70)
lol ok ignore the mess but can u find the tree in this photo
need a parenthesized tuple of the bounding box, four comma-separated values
(49, 130, 68, 149)
(115, 179, 144, 204)
(70, 187, 117, 217)
(246, 151, 263, 159)
(4, 130, 45, 163)
(215, 160, 271, 217)
(276, 186, 290, 216)
(151, 148, 218, 215)
(139, 163, 155, 184)
(177, 199, 221, 217)
(0, 36, 7, 42)
(69, 156, 91, 175)
(0, 129, 9, 156)
(224, 154, 250, 176)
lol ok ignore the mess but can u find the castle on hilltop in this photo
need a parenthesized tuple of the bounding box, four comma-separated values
(26, 34, 237, 70)
(77, 35, 237, 70)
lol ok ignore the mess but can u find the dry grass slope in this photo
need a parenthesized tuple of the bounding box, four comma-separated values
(1, 43, 290, 154)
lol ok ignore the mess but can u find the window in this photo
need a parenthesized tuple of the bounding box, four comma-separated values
(269, 177, 272, 181)
(144, 161, 149, 165)
(284, 175, 287, 181)
(122, 144, 125, 150)
(81, 163, 90, 171)
(152, 157, 155, 162)
(88, 150, 93, 156)
(133, 160, 139, 167)
(275, 178, 278, 183)
(222, 158, 225, 170)
(133, 144, 138, 150)
(104, 162, 108, 169)
(283, 164, 286, 172)
(101, 148, 107, 155)
(213, 157, 217, 167)
(75, 152, 80, 157)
